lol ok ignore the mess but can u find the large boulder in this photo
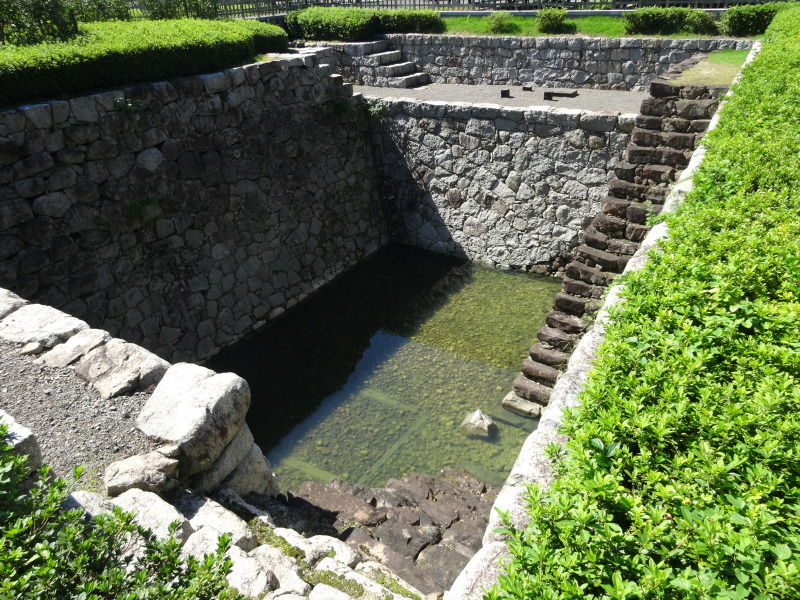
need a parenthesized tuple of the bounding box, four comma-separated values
(41, 328, 110, 368)
(191, 423, 254, 494)
(223, 443, 279, 497)
(460, 410, 495, 438)
(112, 488, 193, 542)
(0, 303, 87, 348)
(251, 544, 311, 596)
(136, 363, 250, 477)
(75, 338, 169, 399)
(104, 450, 179, 497)
(0, 409, 42, 471)
(171, 488, 257, 551)
(0, 288, 26, 319)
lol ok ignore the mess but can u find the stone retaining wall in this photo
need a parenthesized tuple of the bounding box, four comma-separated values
(382, 34, 752, 90)
(367, 98, 635, 271)
(0, 52, 388, 363)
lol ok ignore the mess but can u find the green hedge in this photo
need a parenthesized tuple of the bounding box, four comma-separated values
(720, 2, 787, 37)
(284, 7, 444, 41)
(490, 6, 800, 600)
(0, 424, 240, 599)
(623, 7, 719, 35)
(0, 19, 288, 107)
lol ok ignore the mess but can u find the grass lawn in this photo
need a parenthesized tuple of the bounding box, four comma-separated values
(671, 48, 750, 84)
(442, 15, 724, 38)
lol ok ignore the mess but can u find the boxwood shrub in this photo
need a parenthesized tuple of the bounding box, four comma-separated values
(0, 424, 241, 599)
(624, 7, 719, 35)
(720, 2, 787, 37)
(0, 19, 288, 107)
(489, 5, 800, 600)
(284, 7, 444, 41)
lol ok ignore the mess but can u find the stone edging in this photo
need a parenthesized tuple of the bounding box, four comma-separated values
(445, 39, 763, 600)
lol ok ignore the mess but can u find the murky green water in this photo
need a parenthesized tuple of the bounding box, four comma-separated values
(206, 244, 561, 492)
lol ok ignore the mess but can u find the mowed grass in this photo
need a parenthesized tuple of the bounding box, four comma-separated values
(442, 15, 725, 37)
(671, 48, 750, 84)
(443, 15, 626, 36)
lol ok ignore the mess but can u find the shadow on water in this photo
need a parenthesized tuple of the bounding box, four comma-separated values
(206, 243, 472, 452)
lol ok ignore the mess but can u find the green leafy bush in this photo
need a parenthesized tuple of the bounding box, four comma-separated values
(0, 19, 288, 106)
(720, 2, 786, 37)
(487, 11, 514, 34)
(138, 0, 219, 20)
(0, 0, 77, 45)
(67, 0, 131, 22)
(0, 424, 241, 599)
(538, 7, 575, 34)
(624, 7, 719, 36)
(490, 6, 800, 600)
(374, 9, 444, 34)
(284, 7, 444, 41)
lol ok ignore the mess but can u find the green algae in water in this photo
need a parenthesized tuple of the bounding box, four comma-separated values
(269, 333, 534, 492)
(205, 244, 562, 492)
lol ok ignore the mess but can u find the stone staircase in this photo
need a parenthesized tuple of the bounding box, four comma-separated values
(320, 40, 430, 89)
(502, 79, 729, 418)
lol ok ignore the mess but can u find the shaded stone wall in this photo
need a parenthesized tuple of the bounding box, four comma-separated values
(368, 99, 635, 271)
(0, 53, 388, 363)
(382, 34, 752, 90)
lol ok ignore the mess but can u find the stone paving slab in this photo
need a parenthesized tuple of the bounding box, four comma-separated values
(356, 83, 649, 114)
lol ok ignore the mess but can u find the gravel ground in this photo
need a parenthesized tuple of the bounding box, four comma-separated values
(355, 83, 649, 114)
(0, 341, 157, 490)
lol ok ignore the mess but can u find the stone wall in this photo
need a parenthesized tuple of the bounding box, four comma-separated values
(368, 98, 635, 271)
(0, 52, 388, 363)
(382, 34, 752, 90)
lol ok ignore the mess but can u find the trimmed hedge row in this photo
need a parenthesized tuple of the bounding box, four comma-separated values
(490, 6, 800, 600)
(284, 7, 444, 41)
(0, 19, 288, 107)
(624, 4, 787, 36)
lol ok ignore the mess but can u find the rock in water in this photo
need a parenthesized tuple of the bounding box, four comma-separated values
(460, 410, 495, 438)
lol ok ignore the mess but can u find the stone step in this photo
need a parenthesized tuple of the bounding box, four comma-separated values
(564, 261, 613, 287)
(529, 342, 570, 367)
(536, 324, 573, 351)
(361, 50, 402, 66)
(343, 40, 388, 56)
(386, 72, 430, 89)
(613, 161, 638, 182)
(554, 291, 588, 316)
(607, 178, 649, 201)
(562, 277, 604, 299)
(626, 201, 662, 225)
(584, 225, 609, 251)
(512, 374, 552, 405)
(502, 391, 543, 418)
(575, 244, 623, 272)
(376, 61, 417, 78)
(546, 309, 589, 334)
(521, 357, 559, 386)
(642, 164, 674, 183)
(592, 213, 627, 237)
(607, 238, 639, 256)
(626, 222, 651, 242)
(627, 144, 690, 168)
(601, 195, 630, 219)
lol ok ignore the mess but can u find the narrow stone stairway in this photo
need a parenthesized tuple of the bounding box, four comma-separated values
(321, 40, 430, 88)
(503, 79, 728, 418)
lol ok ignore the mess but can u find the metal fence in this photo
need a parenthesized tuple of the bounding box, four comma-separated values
(213, 0, 770, 18)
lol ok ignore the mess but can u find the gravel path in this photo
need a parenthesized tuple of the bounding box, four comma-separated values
(0, 341, 157, 490)
(356, 83, 649, 114)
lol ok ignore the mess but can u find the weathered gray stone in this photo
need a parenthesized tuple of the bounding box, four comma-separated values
(41, 328, 110, 367)
(62, 490, 114, 518)
(275, 528, 361, 568)
(226, 545, 277, 598)
(136, 363, 250, 476)
(460, 410, 494, 438)
(0, 288, 26, 319)
(191, 422, 254, 493)
(112, 488, 193, 542)
(444, 542, 510, 600)
(223, 443, 279, 497)
(171, 488, 257, 551)
(251, 544, 311, 596)
(104, 451, 179, 496)
(75, 338, 169, 399)
(0, 409, 42, 471)
(0, 304, 88, 348)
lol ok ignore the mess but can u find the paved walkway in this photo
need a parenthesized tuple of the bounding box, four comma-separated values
(355, 83, 649, 114)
